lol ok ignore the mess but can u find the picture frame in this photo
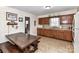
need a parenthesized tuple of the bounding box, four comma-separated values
(19, 17, 23, 22)
(6, 12, 17, 21)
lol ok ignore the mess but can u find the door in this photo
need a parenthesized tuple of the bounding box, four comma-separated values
(25, 17, 30, 34)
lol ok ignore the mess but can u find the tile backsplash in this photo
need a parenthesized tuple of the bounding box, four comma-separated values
(38, 24, 72, 29)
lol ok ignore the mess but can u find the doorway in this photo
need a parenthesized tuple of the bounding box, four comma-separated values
(25, 17, 30, 34)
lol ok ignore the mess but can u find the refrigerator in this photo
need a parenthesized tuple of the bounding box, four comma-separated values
(74, 11, 79, 53)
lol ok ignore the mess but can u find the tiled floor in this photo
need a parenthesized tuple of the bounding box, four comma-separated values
(35, 37, 74, 53)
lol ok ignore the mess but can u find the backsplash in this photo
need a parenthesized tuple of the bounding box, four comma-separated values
(38, 24, 72, 29)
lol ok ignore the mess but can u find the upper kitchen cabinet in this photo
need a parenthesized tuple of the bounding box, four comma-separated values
(38, 17, 49, 25)
(60, 14, 74, 24)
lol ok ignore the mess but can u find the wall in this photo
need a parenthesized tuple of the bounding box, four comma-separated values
(73, 12, 79, 53)
(0, 6, 37, 43)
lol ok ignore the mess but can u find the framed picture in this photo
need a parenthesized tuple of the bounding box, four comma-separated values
(6, 12, 17, 21)
(19, 17, 23, 22)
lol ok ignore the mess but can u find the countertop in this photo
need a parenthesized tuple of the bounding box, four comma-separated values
(37, 27, 72, 31)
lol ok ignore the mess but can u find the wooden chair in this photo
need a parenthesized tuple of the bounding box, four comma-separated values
(0, 41, 22, 53)
(29, 40, 40, 53)
(0, 49, 3, 53)
(23, 41, 40, 53)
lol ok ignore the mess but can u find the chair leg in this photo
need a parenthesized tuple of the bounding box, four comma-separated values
(30, 41, 40, 52)
(0, 49, 3, 53)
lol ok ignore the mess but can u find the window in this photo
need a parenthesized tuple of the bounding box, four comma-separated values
(50, 17, 60, 27)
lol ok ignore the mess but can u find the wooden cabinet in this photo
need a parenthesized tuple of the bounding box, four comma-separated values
(37, 28, 41, 35)
(60, 14, 73, 24)
(56, 30, 64, 39)
(43, 29, 48, 36)
(39, 17, 49, 24)
(37, 28, 73, 41)
(49, 29, 57, 38)
(63, 30, 73, 41)
(38, 14, 74, 25)
(37, 28, 44, 36)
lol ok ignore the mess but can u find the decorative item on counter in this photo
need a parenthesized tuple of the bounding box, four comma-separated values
(19, 17, 23, 22)
(6, 12, 17, 21)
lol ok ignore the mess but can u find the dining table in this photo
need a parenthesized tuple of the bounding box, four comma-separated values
(6, 32, 40, 52)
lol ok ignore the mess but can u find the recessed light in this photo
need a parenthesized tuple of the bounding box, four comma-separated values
(44, 6, 52, 9)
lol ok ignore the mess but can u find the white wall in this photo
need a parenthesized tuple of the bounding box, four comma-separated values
(0, 6, 37, 43)
(73, 12, 79, 53)
(38, 9, 77, 18)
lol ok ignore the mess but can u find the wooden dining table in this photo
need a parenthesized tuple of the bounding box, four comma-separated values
(6, 32, 40, 52)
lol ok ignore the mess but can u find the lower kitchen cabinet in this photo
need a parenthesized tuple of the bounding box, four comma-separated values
(37, 28, 73, 41)
(37, 28, 40, 35)
(56, 30, 64, 40)
(63, 30, 73, 41)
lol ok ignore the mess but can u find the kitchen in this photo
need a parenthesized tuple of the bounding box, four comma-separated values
(37, 14, 74, 42)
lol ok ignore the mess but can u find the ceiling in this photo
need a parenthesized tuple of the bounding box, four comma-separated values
(10, 6, 78, 16)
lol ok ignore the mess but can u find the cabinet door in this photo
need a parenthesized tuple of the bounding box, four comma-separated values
(50, 30, 57, 38)
(39, 17, 49, 24)
(39, 18, 42, 24)
(37, 28, 41, 35)
(43, 29, 47, 36)
(60, 15, 73, 24)
(67, 15, 73, 24)
(40, 29, 44, 36)
(37, 29, 44, 36)
(48, 29, 54, 37)
(47, 29, 52, 37)
(64, 30, 73, 41)
(43, 18, 49, 24)
(43, 29, 49, 37)
(56, 30, 64, 39)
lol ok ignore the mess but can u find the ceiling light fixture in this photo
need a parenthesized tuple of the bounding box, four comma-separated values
(44, 6, 52, 9)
